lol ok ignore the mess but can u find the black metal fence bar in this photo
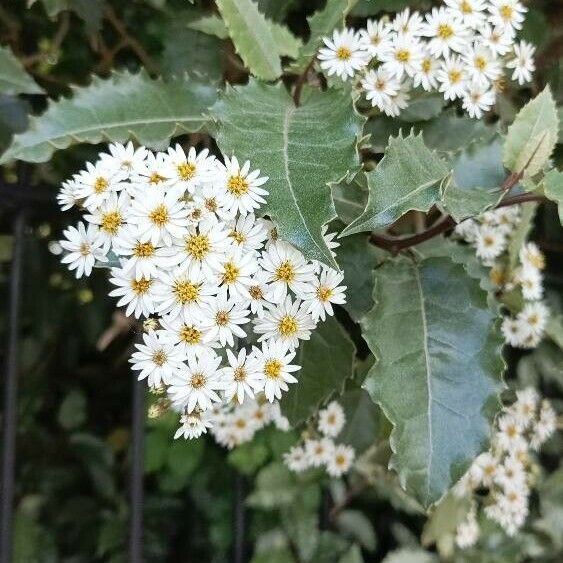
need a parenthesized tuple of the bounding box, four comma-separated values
(129, 375, 145, 562)
(0, 209, 26, 563)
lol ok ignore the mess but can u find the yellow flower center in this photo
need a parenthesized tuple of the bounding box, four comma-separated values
(317, 286, 333, 302)
(371, 35, 381, 46)
(461, 1, 473, 13)
(475, 56, 487, 71)
(149, 204, 169, 227)
(327, 413, 336, 424)
(152, 350, 167, 367)
(149, 172, 166, 185)
(204, 197, 218, 212)
(529, 254, 545, 269)
(484, 464, 496, 476)
(180, 324, 201, 344)
(94, 176, 109, 194)
(177, 162, 196, 181)
(249, 285, 263, 300)
(174, 280, 200, 304)
(422, 58, 432, 73)
(79, 242, 91, 256)
(336, 46, 352, 61)
(335, 454, 346, 466)
(190, 372, 206, 389)
(500, 5, 513, 20)
(375, 78, 386, 90)
(233, 367, 247, 382)
(227, 175, 249, 197)
(483, 235, 495, 247)
(437, 24, 454, 39)
(215, 311, 230, 326)
(278, 315, 298, 337)
(395, 49, 410, 63)
(507, 424, 518, 438)
(449, 70, 462, 83)
(133, 241, 155, 258)
(527, 314, 539, 326)
(229, 230, 246, 245)
(185, 233, 210, 260)
(100, 211, 122, 235)
(275, 260, 295, 283)
(264, 359, 282, 379)
(235, 418, 247, 429)
(222, 261, 240, 284)
(130, 277, 152, 295)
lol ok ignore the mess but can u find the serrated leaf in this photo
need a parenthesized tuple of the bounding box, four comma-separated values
(342, 132, 451, 236)
(544, 169, 563, 223)
(333, 171, 368, 225)
(361, 257, 504, 508)
(280, 315, 355, 426)
(0, 71, 216, 164)
(188, 13, 302, 58)
(291, 0, 353, 72)
(0, 45, 43, 95)
(442, 185, 501, 222)
(503, 87, 559, 177)
(211, 80, 364, 266)
(216, 0, 281, 80)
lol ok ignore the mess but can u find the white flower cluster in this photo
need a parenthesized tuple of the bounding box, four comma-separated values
(454, 208, 549, 349)
(57, 142, 347, 439)
(318, 0, 535, 119)
(454, 387, 557, 543)
(283, 401, 356, 478)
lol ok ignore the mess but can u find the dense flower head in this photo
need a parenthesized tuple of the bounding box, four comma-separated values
(317, 0, 534, 118)
(57, 142, 347, 439)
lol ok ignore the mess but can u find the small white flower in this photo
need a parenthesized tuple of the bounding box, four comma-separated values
(284, 445, 309, 472)
(163, 144, 216, 193)
(318, 401, 346, 438)
(252, 339, 300, 402)
(168, 351, 224, 413)
(488, 0, 527, 32)
(318, 28, 369, 80)
(216, 248, 259, 302)
(84, 191, 130, 250)
(478, 23, 514, 56)
(326, 444, 355, 477)
(380, 35, 423, 79)
(301, 268, 347, 322)
(501, 316, 532, 348)
(159, 314, 217, 358)
(391, 8, 424, 38)
(421, 7, 469, 57)
(463, 45, 502, 86)
(130, 150, 174, 193)
(530, 400, 557, 449)
(226, 213, 268, 253)
(130, 331, 186, 388)
(174, 411, 213, 440)
(519, 242, 545, 271)
(222, 348, 263, 404)
(475, 225, 506, 261)
(99, 142, 148, 175)
(518, 301, 549, 338)
(445, 0, 488, 29)
(496, 414, 525, 452)
(437, 55, 468, 100)
(413, 48, 441, 91)
(474, 451, 499, 487)
(495, 455, 527, 491)
(517, 265, 544, 301)
(455, 506, 480, 549)
(246, 269, 273, 318)
(60, 222, 108, 278)
(74, 162, 127, 211)
(382, 80, 411, 117)
(108, 267, 156, 318)
(506, 40, 536, 85)
(462, 81, 496, 118)
(305, 438, 335, 467)
(454, 218, 480, 242)
(57, 180, 81, 211)
(361, 67, 400, 109)
(359, 19, 393, 59)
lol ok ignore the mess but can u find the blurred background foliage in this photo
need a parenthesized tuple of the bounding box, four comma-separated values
(0, 0, 563, 561)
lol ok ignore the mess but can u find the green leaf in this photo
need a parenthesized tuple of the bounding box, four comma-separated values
(507, 202, 537, 269)
(247, 462, 297, 509)
(503, 86, 559, 177)
(333, 171, 368, 225)
(291, 0, 352, 72)
(144, 430, 168, 473)
(362, 257, 504, 508)
(338, 544, 363, 563)
(0, 45, 43, 95)
(227, 441, 269, 475)
(188, 13, 302, 58)
(57, 389, 87, 430)
(0, 71, 216, 164)
(216, 0, 282, 80)
(0, 95, 29, 155)
(399, 93, 445, 122)
(166, 437, 204, 478)
(442, 184, 501, 222)
(336, 510, 376, 551)
(338, 389, 380, 453)
(544, 169, 563, 223)
(280, 315, 355, 426)
(342, 132, 451, 236)
(211, 81, 364, 267)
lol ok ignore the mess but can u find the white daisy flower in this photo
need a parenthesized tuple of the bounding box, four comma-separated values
(478, 23, 514, 56)
(199, 287, 251, 347)
(361, 67, 400, 109)
(174, 411, 213, 440)
(252, 339, 300, 402)
(519, 242, 544, 271)
(462, 81, 496, 118)
(216, 156, 269, 216)
(475, 225, 506, 261)
(253, 295, 316, 349)
(158, 314, 218, 358)
(506, 40, 536, 85)
(60, 222, 108, 278)
(517, 265, 544, 301)
(501, 316, 532, 348)
(495, 456, 527, 491)
(57, 180, 81, 211)
(391, 8, 424, 38)
(444, 0, 488, 29)
(462, 45, 502, 86)
(152, 262, 218, 320)
(437, 55, 468, 100)
(318, 401, 346, 438)
(454, 218, 480, 242)
(488, 0, 527, 32)
(317, 28, 369, 80)
(99, 142, 148, 175)
(511, 387, 539, 428)
(129, 150, 174, 193)
(222, 348, 263, 405)
(128, 189, 189, 246)
(246, 270, 273, 318)
(474, 451, 499, 487)
(216, 248, 259, 302)
(382, 80, 412, 117)
(162, 144, 216, 194)
(284, 445, 309, 472)
(84, 191, 130, 250)
(108, 267, 156, 318)
(130, 331, 186, 388)
(413, 48, 441, 91)
(326, 444, 355, 477)
(168, 351, 224, 413)
(421, 7, 469, 57)
(530, 400, 557, 449)
(380, 34, 423, 79)
(301, 267, 347, 322)
(517, 301, 549, 338)
(305, 438, 335, 467)
(359, 19, 393, 59)
(260, 241, 317, 302)
(226, 213, 268, 253)
(74, 161, 127, 211)
(496, 414, 525, 452)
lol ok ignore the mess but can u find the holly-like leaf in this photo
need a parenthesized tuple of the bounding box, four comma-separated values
(361, 257, 504, 508)
(0, 71, 216, 164)
(544, 169, 563, 224)
(216, 0, 282, 80)
(503, 86, 559, 177)
(211, 81, 364, 267)
(280, 315, 355, 426)
(342, 132, 451, 236)
(291, 0, 352, 72)
(0, 45, 43, 95)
